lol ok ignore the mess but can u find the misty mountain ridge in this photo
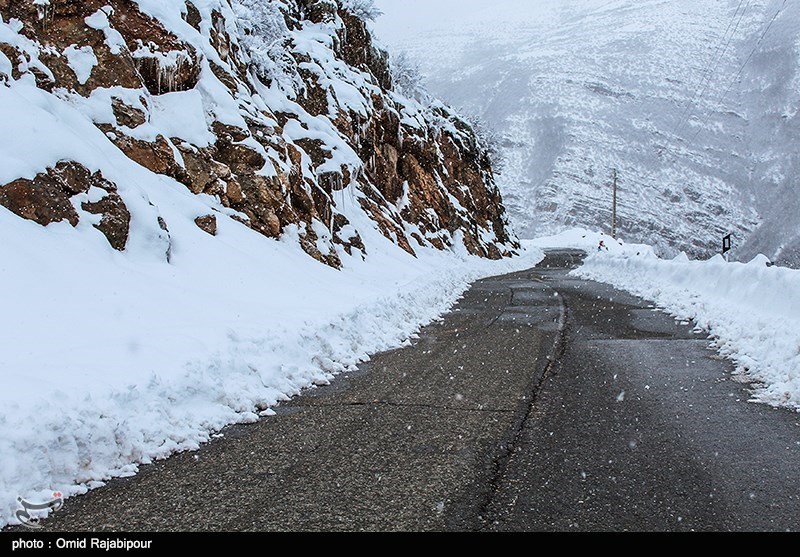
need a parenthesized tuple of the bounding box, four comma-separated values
(374, 0, 800, 266)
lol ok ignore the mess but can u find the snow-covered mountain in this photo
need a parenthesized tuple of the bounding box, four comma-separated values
(374, 0, 800, 264)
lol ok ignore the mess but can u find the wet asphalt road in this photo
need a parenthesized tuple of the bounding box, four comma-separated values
(26, 250, 800, 531)
(486, 251, 800, 532)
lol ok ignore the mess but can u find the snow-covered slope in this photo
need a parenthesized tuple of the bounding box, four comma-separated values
(0, 0, 519, 266)
(0, 0, 530, 527)
(374, 0, 800, 263)
(733, 1, 800, 267)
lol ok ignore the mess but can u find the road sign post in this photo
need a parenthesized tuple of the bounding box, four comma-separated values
(722, 234, 732, 261)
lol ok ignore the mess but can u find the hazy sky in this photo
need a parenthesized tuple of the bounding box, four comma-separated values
(373, 0, 503, 38)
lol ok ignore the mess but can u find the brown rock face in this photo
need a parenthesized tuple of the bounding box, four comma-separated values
(0, 162, 131, 250)
(264, 211, 281, 239)
(0, 171, 82, 227)
(338, 11, 392, 90)
(82, 190, 131, 251)
(108, 134, 189, 185)
(111, 98, 147, 129)
(177, 145, 233, 196)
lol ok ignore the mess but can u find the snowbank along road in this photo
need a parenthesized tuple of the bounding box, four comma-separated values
(17, 250, 800, 531)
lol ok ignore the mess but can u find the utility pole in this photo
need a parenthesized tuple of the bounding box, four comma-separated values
(611, 168, 618, 240)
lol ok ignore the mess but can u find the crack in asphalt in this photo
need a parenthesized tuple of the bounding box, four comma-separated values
(475, 271, 571, 530)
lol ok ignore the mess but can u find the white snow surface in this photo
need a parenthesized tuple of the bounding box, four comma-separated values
(62, 45, 97, 85)
(0, 167, 541, 528)
(530, 229, 800, 413)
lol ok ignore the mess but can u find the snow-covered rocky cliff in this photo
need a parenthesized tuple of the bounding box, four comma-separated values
(0, 0, 518, 265)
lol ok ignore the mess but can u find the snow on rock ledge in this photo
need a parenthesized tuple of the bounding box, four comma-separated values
(0, 0, 519, 265)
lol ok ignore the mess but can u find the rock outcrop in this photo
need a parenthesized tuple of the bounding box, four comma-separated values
(0, 0, 519, 265)
(0, 161, 130, 250)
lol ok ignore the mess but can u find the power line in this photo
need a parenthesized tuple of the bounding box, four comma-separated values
(646, 0, 751, 166)
(650, 1, 781, 174)
(613, 1, 785, 234)
(672, 0, 746, 126)
(715, 0, 787, 111)
(618, 1, 751, 224)
(670, 0, 752, 142)
(687, 0, 788, 145)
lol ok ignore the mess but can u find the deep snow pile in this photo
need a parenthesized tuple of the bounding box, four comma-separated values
(531, 229, 800, 413)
